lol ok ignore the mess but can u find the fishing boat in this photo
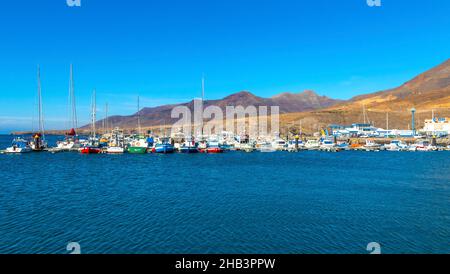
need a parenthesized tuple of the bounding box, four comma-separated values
(5, 138, 32, 154)
(127, 96, 149, 154)
(80, 146, 101, 154)
(128, 138, 148, 154)
(80, 89, 102, 154)
(204, 138, 223, 153)
(153, 137, 175, 154)
(106, 128, 125, 154)
(179, 139, 199, 153)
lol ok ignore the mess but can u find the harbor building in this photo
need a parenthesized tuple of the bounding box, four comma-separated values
(422, 118, 450, 137)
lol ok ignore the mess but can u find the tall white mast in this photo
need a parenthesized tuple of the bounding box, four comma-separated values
(103, 102, 109, 134)
(69, 64, 78, 130)
(363, 104, 367, 124)
(137, 96, 141, 135)
(386, 112, 389, 130)
(202, 75, 205, 102)
(92, 89, 96, 139)
(201, 75, 205, 136)
(37, 65, 45, 139)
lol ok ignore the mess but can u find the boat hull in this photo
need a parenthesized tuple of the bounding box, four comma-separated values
(5, 147, 32, 154)
(179, 147, 199, 153)
(154, 146, 175, 154)
(205, 147, 223, 153)
(128, 147, 147, 154)
(80, 147, 101, 154)
(106, 147, 125, 154)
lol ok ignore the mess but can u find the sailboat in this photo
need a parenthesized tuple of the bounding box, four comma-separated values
(30, 65, 47, 151)
(56, 64, 79, 151)
(128, 96, 149, 154)
(80, 89, 102, 154)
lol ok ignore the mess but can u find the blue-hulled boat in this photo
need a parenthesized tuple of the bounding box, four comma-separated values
(153, 138, 175, 154)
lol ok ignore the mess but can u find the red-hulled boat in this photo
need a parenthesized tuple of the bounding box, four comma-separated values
(80, 146, 102, 154)
(205, 147, 223, 153)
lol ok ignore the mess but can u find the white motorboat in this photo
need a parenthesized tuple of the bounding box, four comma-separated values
(271, 138, 287, 151)
(363, 140, 382, 151)
(320, 139, 336, 151)
(287, 139, 304, 151)
(385, 140, 409, 151)
(106, 146, 125, 154)
(409, 140, 435, 152)
(305, 140, 320, 150)
(5, 138, 32, 154)
(257, 142, 276, 153)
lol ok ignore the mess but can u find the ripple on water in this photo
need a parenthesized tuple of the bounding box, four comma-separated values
(1, 136, 450, 253)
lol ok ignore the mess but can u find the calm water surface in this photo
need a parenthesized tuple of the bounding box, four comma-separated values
(1, 135, 450, 254)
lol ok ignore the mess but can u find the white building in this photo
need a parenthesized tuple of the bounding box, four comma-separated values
(422, 118, 450, 136)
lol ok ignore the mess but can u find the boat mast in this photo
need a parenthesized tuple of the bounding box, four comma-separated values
(363, 104, 367, 124)
(91, 89, 97, 139)
(37, 65, 45, 140)
(104, 102, 109, 134)
(201, 75, 205, 137)
(69, 64, 78, 130)
(137, 96, 141, 135)
(362, 104, 371, 125)
(386, 112, 389, 130)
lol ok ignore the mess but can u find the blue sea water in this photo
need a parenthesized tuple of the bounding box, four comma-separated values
(0, 134, 450, 254)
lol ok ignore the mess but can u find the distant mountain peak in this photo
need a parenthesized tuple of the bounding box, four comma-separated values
(223, 91, 258, 100)
(272, 90, 320, 99)
(301, 90, 318, 96)
(88, 89, 341, 129)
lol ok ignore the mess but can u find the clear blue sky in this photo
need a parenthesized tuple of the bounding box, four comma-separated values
(0, 0, 449, 132)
